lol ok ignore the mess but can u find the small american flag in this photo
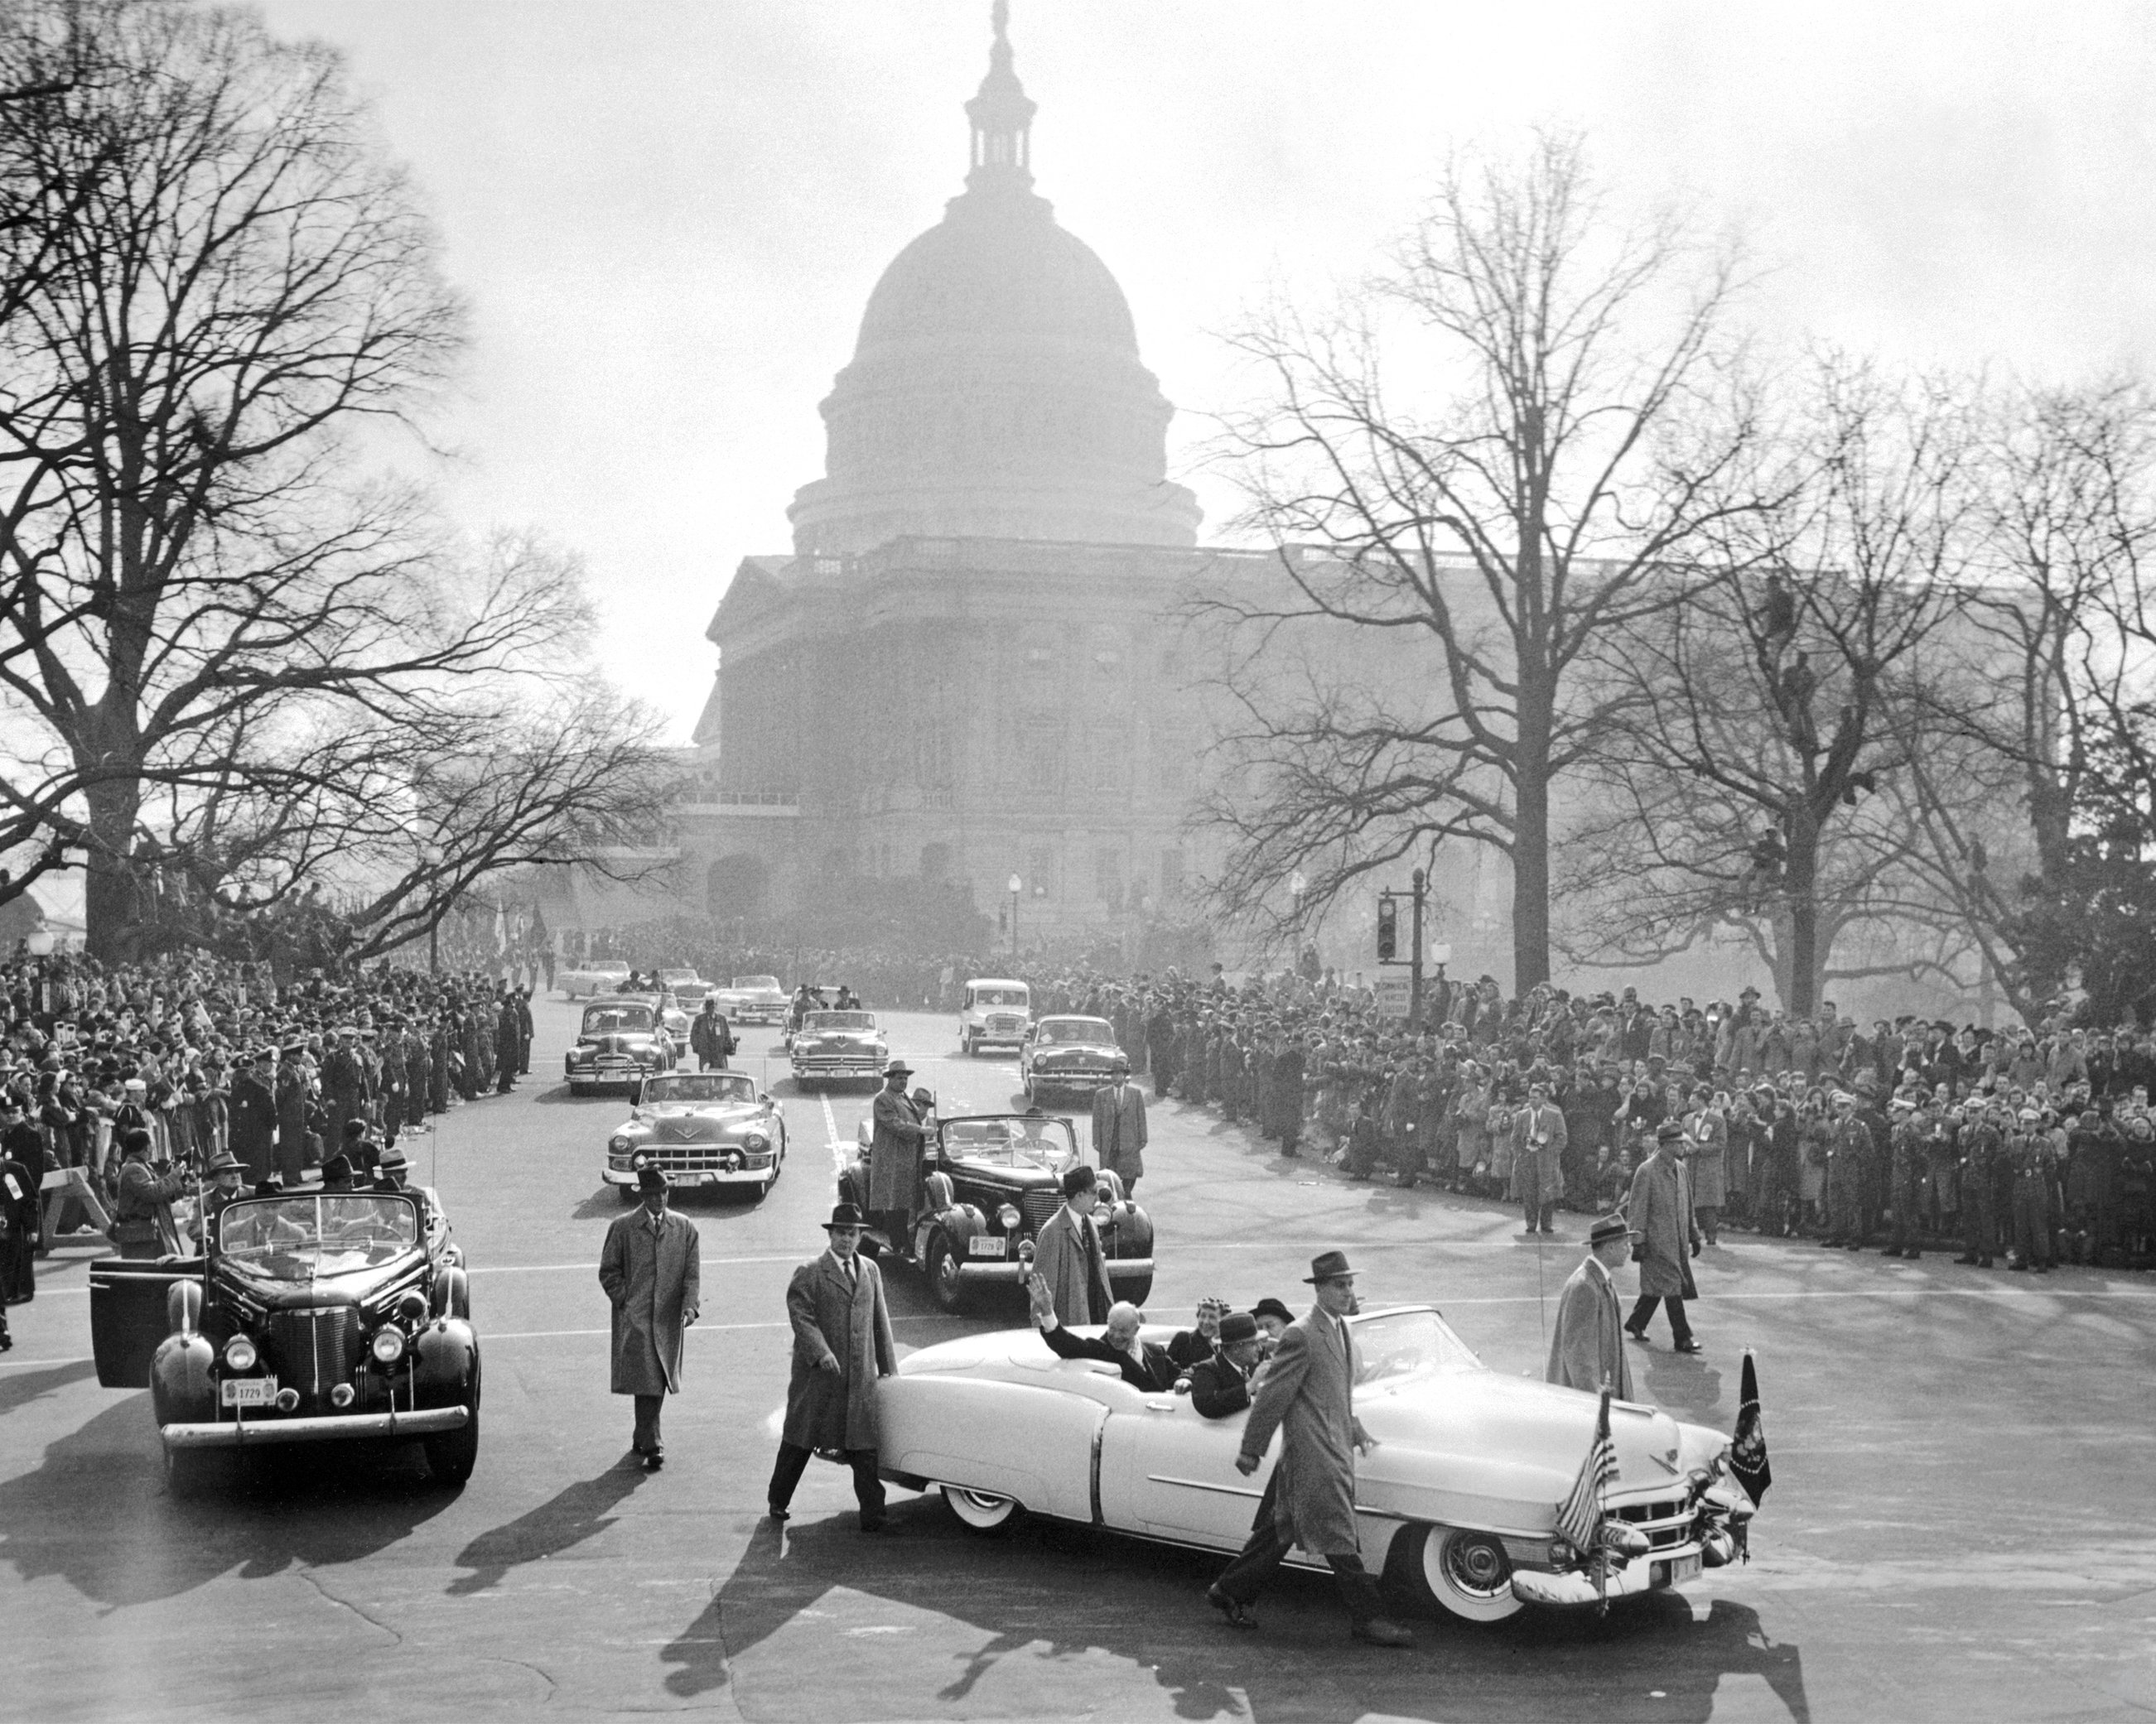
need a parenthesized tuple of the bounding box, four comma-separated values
(1556, 1384, 1617, 1558)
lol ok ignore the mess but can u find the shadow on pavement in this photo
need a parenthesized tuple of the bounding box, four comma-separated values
(446, 1457, 653, 1596)
(687, 1498, 1811, 1722)
(0, 1393, 457, 1607)
(0, 1356, 98, 1418)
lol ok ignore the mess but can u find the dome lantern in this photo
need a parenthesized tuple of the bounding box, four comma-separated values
(965, 0, 1036, 190)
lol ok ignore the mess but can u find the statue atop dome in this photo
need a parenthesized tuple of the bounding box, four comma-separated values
(966, 0, 1036, 191)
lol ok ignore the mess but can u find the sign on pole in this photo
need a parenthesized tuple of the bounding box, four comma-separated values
(1375, 975, 1411, 1019)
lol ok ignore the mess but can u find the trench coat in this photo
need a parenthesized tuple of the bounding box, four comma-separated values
(227, 1073, 278, 1185)
(1092, 1081, 1147, 1186)
(1687, 1110, 1729, 1208)
(781, 1249, 897, 1452)
(1029, 1202, 1113, 1327)
(598, 1207, 701, 1395)
(867, 1086, 925, 1212)
(1237, 1307, 1368, 1558)
(1513, 1102, 1568, 1211)
(1544, 1254, 1634, 1398)
(1624, 1151, 1700, 1300)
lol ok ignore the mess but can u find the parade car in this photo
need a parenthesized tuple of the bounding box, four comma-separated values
(715, 975, 788, 1025)
(605, 1070, 787, 1201)
(564, 997, 677, 1095)
(844, 1110, 1154, 1312)
(88, 1189, 480, 1490)
(1020, 1015, 1126, 1104)
(662, 968, 713, 1008)
(788, 1010, 888, 1089)
(557, 958, 631, 1000)
(959, 978, 1032, 1056)
(872, 1305, 1755, 1623)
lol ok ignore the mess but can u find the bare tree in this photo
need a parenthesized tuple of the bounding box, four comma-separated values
(1199, 132, 1770, 988)
(0, 2, 654, 954)
(1563, 357, 1982, 1013)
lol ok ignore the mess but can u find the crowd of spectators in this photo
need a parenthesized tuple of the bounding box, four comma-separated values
(0, 946, 538, 1348)
(1008, 966, 2156, 1274)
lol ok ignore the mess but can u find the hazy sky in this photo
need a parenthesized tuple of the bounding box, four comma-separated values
(253, 0, 2156, 741)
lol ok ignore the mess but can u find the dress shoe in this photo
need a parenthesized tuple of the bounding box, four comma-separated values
(859, 1514, 888, 1533)
(766, 1504, 790, 1523)
(1953, 1253, 1978, 1264)
(1352, 1617, 1415, 1647)
(1623, 1327, 1648, 1344)
(1207, 1586, 1260, 1630)
(642, 1452, 665, 1472)
(1673, 1339, 1705, 1355)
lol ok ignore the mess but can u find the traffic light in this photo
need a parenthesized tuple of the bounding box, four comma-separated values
(1376, 894, 1397, 961)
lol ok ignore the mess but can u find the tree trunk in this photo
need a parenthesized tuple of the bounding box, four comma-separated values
(1782, 811, 1820, 1016)
(83, 776, 142, 962)
(1512, 758, 1552, 993)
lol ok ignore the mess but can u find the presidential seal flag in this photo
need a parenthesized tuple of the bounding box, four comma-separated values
(1730, 1348, 1772, 1510)
(1556, 1384, 1618, 1607)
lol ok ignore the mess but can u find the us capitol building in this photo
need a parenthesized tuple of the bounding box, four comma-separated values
(670, 12, 1247, 944)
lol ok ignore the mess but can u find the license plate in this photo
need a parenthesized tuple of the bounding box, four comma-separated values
(1665, 1553, 1701, 1585)
(968, 1235, 1007, 1258)
(221, 1376, 277, 1408)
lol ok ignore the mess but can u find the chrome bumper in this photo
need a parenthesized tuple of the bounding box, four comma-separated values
(162, 1406, 469, 1448)
(1510, 1547, 1702, 1607)
(604, 1165, 769, 1187)
(957, 1256, 1154, 1284)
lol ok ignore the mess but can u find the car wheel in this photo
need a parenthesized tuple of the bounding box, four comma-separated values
(943, 1485, 1023, 1534)
(1393, 1524, 1523, 1622)
(425, 1360, 481, 1487)
(926, 1232, 969, 1314)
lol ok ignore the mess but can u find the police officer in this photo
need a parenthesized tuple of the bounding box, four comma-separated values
(2005, 1108, 2053, 1273)
(1954, 1100, 2004, 1268)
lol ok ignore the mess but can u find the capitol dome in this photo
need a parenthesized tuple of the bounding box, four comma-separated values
(787, 12, 1202, 556)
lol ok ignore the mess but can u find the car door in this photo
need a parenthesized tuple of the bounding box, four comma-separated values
(89, 1259, 205, 1388)
(1097, 1391, 1276, 1548)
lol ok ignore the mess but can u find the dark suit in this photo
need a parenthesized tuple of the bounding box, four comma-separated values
(771, 1248, 897, 1524)
(1037, 1319, 1177, 1391)
(1188, 1350, 1255, 1419)
(228, 1074, 278, 1184)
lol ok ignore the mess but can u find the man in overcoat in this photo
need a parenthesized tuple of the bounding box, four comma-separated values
(1028, 1163, 1113, 1326)
(1546, 1216, 1638, 1396)
(1514, 1080, 1568, 1233)
(1623, 1122, 1703, 1353)
(1092, 1058, 1147, 1197)
(1206, 1250, 1415, 1647)
(598, 1164, 701, 1470)
(690, 999, 732, 1071)
(867, 1060, 925, 1240)
(227, 1051, 279, 1186)
(769, 1202, 897, 1529)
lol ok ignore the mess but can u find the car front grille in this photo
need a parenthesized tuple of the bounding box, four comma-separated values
(1020, 1190, 1060, 1234)
(646, 1145, 760, 1171)
(988, 1016, 1024, 1035)
(268, 1307, 358, 1404)
(1612, 1495, 1695, 1550)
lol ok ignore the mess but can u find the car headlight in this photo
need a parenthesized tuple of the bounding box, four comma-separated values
(223, 1335, 257, 1371)
(998, 1203, 1021, 1230)
(370, 1327, 407, 1365)
(743, 1132, 769, 1151)
(609, 1135, 632, 1153)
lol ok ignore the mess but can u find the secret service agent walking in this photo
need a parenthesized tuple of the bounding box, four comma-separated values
(1205, 1250, 1416, 1647)
(598, 1165, 701, 1471)
(1624, 1122, 1703, 1353)
(770, 1202, 898, 1530)
(1546, 1215, 1638, 1397)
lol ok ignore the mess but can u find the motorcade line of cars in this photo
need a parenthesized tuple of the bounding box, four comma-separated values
(874, 1305, 1756, 1623)
(89, 1187, 479, 1491)
(844, 1105, 1154, 1312)
(958, 978, 1032, 1056)
(555, 957, 631, 999)
(787, 1009, 890, 1090)
(1017, 1014, 1126, 1105)
(605, 1069, 788, 1201)
(564, 995, 678, 1096)
(713, 975, 788, 1024)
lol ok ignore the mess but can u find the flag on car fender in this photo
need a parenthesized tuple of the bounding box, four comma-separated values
(1731, 1347, 1771, 1508)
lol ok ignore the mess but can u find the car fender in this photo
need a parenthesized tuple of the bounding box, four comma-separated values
(149, 1331, 215, 1427)
(1102, 1202, 1154, 1260)
(412, 1317, 480, 1405)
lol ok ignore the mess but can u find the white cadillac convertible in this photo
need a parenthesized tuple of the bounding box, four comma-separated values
(875, 1305, 1755, 1621)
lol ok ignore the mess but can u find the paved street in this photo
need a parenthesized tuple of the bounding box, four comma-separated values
(5, 998, 2155, 1722)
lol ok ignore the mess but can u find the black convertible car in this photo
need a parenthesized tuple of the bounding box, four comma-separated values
(843, 1110, 1154, 1312)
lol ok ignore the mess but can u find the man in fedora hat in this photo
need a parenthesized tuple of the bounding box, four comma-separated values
(1029, 1163, 1114, 1327)
(868, 1059, 926, 1242)
(1188, 1310, 1267, 1419)
(599, 1164, 702, 1471)
(1547, 1216, 1638, 1396)
(1624, 1123, 1703, 1353)
(770, 1202, 897, 1529)
(1207, 1250, 1415, 1647)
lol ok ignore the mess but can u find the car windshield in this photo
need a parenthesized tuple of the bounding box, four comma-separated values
(732, 976, 781, 991)
(806, 1013, 875, 1033)
(642, 1072, 755, 1105)
(1036, 1019, 1113, 1045)
(1350, 1308, 1482, 1385)
(941, 1116, 1078, 1169)
(583, 1004, 656, 1034)
(219, 1195, 419, 1279)
(660, 970, 700, 985)
(972, 987, 1028, 1008)
(590, 961, 628, 975)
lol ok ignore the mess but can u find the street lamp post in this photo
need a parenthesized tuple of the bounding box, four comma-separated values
(1007, 874, 1022, 963)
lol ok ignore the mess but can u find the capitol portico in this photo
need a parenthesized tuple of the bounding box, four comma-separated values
(681, 8, 1238, 946)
